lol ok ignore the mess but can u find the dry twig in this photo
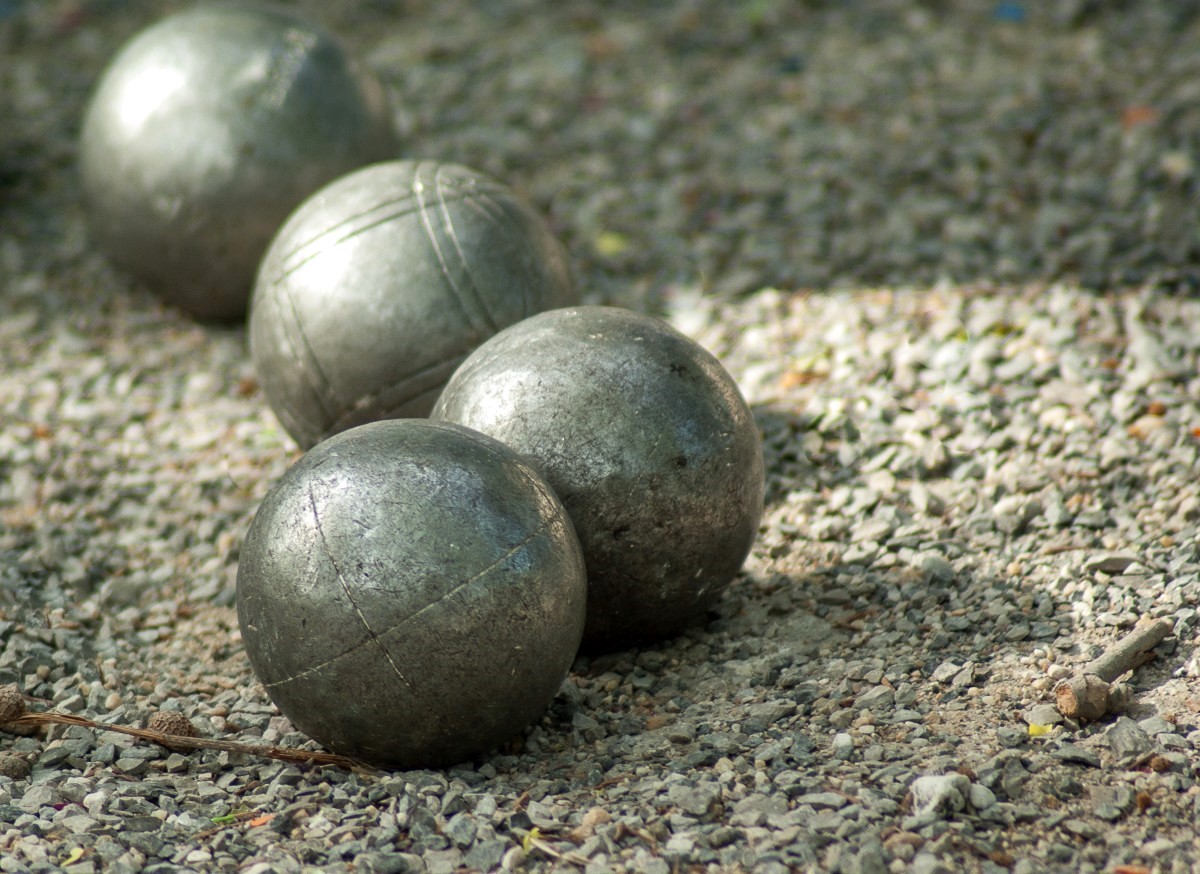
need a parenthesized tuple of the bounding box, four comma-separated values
(0, 683, 366, 771)
(525, 833, 591, 867)
(1054, 618, 1174, 721)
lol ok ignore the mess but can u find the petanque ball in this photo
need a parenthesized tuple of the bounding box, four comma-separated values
(249, 159, 578, 449)
(432, 306, 765, 649)
(236, 419, 587, 768)
(79, 3, 397, 320)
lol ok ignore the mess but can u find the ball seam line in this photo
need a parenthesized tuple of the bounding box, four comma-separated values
(260, 513, 551, 691)
(434, 163, 501, 334)
(467, 184, 537, 316)
(327, 354, 467, 435)
(306, 485, 418, 698)
(269, 187, 495, 282)
(414, 161, 492, 338)
(276, 272, 340, 428)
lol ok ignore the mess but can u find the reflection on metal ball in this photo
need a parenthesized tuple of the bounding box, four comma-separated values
(79, 3, 397, 320)
(433, 306, 765, 650)
(249, 160, 578, 449)
(236, 419, 587, 768)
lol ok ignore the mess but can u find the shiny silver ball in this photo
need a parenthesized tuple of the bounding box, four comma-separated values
(433, 306, 765, 649)
(249, 159, 578, 449)
(79, 3, 397, 320)
(236, 419, 587, 768)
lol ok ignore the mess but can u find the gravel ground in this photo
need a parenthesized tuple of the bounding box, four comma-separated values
(4, 1, 1200, 872)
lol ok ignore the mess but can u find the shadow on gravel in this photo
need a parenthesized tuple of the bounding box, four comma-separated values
(752, 402, 860, 510)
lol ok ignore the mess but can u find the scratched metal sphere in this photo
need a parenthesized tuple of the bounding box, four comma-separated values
(236, 419, 587, 768)
(79, 3, 397, 320)
(249, 160, 578, 449)
(433, 306, 765, 649)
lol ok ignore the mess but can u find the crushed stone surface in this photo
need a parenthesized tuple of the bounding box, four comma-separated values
(3, 1, 1200, 872)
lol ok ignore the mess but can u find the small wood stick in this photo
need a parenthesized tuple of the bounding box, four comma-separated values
(527, 836, 590, 867)
(1055, 617, 1174, 721)
(3, 708, 367, 771)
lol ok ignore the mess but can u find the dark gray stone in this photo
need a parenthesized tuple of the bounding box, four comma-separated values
(1050, 744, 1102, 768)
(668, 783, 722, 819)
(463, 840, 508, 872)
(444, 812, 477, 848)
(1103, 717, 1155, 764)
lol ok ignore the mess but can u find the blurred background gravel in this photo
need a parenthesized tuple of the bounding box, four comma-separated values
(6, 1, 1200, 303)
(3, 1, 1200, 872)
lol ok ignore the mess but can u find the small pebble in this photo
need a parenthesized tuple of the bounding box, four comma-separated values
(832, 733, 855, 760)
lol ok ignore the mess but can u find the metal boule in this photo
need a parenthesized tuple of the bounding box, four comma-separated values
(79, 3, 398, 320)
(433, 306, 765, 650)
(249, 159, 578, 449)
(236, 419, 587, 769)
